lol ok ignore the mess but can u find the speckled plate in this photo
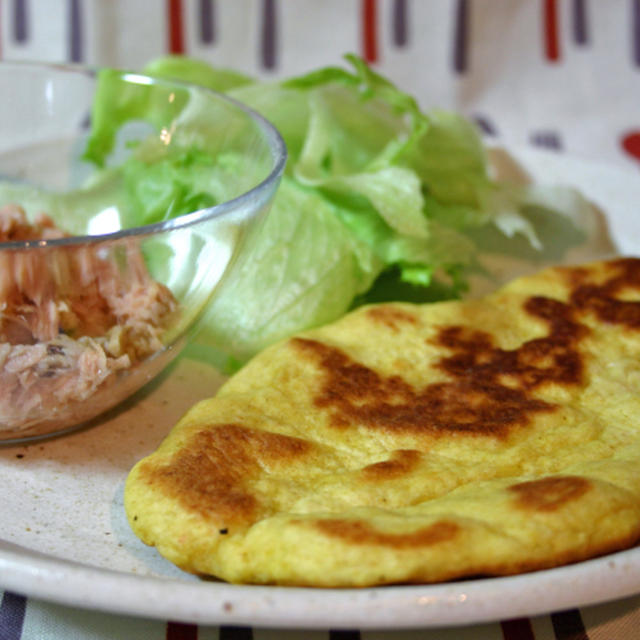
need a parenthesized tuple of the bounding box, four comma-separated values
(1, 147, 640, 629)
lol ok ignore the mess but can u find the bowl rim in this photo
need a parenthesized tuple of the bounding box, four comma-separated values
(0, 60, 288, 250)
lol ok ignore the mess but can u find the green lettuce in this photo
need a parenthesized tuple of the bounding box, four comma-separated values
(2, 55, 591, 372)
(126, 54, 590, 369)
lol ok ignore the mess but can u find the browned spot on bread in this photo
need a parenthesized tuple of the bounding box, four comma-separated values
(568, 258, 640, 329)
(140, 424, 313, 526)
(509, 476, 591, 512)
(292, 259, 640, 439)
(292, 337, 554, 438)
(307, 518, 459, 549)
(362, 449, 422, 480)
(366, 306, 418, 332)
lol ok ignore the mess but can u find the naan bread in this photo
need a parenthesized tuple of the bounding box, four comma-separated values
(125, 258, 640, 587)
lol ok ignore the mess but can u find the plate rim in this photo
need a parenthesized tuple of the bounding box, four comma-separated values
(1, 539, 640, 629)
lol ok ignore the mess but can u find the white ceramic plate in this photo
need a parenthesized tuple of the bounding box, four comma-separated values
(1, 147, 640, 630)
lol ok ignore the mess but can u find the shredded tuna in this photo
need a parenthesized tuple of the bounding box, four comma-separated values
(0, 204, 178, 432)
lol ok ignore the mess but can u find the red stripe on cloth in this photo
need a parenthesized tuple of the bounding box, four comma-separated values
(622, 130, 640, 161)
(501, 617, 535, 640)
(167, 0, 185, 54)
(543, 0, 561, 61)
(166, 621, 198, 640)
(362, 0, 378, 63)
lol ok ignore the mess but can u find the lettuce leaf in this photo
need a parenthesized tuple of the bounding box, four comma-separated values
(196, 176, 381, 367)
(76, 55, 592, 369)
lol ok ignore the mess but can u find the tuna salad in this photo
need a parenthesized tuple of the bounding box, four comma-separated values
(0, 204, 178, 434)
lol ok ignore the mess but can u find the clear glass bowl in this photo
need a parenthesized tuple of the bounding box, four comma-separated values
(0, 61, 286, 442)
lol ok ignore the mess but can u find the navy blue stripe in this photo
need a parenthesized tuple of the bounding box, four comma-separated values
(392, 0, 408, 46)
(219, 626, 253, 640)
(473, 114, 498, 136)
(0, 591, 27, 640)
(12, 0, 28, 43)
(530, 130, 563, 150)
(329, 631, 361, 640)
(68, 0, 83, 62)
(199, 0, 215, 44)
(572, 0, 589, 44)
(452, 0, 469, 73)
(634, 0, 640, 66)
(551, 609, 589, 640)
(260, 0, 277, 69)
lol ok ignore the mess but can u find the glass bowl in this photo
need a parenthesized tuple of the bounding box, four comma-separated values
(0, 61, 286, 442)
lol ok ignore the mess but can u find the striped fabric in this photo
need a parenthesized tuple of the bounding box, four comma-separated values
(5, 588, 640, 638)
(0, 0, 638, 167)
(0, 1, 639, 638)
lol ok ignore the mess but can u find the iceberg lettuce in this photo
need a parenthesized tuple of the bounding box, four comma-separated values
(13, 55, 590, 371)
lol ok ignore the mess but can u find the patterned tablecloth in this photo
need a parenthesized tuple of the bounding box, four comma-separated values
(1, 1, 639, 638)
(3, 591, 640, 639)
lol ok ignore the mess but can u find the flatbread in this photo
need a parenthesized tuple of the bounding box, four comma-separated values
(125, 257, 640, 587)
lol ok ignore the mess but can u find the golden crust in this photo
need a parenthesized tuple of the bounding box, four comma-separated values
(125, 258, 640, 586)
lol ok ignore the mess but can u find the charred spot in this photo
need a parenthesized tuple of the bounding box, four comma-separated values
(141, 424, 314, 525)
(366, 306, 419, 332)
(361, 449, 422, 480)
(509, 475, 591, 512)
(436, 326, 494, 352)
(306, 518, 459, 549)
(562, 258, 640, 329)
(292, 259, 640, 439)
(437, 307, 585, 391)
(292, 337, 554, 438)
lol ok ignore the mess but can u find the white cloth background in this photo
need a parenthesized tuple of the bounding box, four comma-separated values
(1, 0, 638, 169)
